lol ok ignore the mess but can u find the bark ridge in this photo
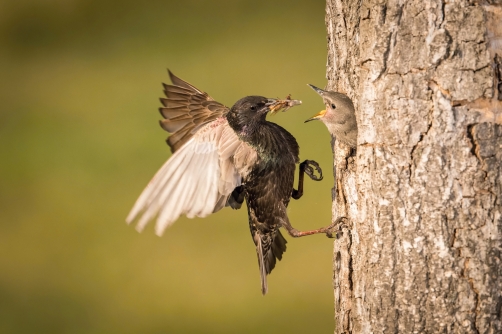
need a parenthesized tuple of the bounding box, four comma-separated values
(327, 0, 502, 332)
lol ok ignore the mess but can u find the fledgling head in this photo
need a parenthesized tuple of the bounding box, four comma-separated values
(305, 84, 358, 148)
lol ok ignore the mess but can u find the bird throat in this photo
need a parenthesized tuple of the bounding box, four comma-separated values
(226, 113, 265, 145)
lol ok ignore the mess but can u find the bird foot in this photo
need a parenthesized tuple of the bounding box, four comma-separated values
(300, 160, 323, 181)
(324, 216, 350, 238)
(228, 185, 245, 210)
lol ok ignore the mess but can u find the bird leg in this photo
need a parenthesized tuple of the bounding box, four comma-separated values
(281, 216, 349, 238)
(228, 185, 245, 210)
(292, 160, 323, 200)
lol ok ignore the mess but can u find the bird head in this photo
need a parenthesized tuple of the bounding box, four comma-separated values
(304, 85, 355, 125)
(227, 96, 301, 134)
(305, 84, 358, 148)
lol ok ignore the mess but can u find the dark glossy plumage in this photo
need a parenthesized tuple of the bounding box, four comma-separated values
(127, 72, 304, 295)
(227, 97, 300, 292)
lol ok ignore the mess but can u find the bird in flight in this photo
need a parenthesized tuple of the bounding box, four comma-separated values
(127, 71, 330, 294)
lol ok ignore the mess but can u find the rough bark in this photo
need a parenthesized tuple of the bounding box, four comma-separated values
(326, 1, 502, 333)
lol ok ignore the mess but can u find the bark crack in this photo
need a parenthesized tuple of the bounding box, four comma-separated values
(348, 232, 353, 292)
(409, 102, 433, 182)
(376, 34, 392, 81)
(376, 4, 404, 81)
(428, 79, 451, 98)
(466, 124, 480, 160)
(439, 0, 446, 28)
(494, 53, 502, 101)
(463, 257, 481, 334)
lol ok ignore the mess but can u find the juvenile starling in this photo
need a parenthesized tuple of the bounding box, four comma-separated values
(127, 71, 325, 295)
(305, 85, 357, 148)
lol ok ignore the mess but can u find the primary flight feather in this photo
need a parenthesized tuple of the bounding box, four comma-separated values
(127, 71, 322, 294)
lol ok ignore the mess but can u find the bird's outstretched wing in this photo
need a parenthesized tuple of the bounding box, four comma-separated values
(160, 70, 229, 152)
(127, 73, 258, 236)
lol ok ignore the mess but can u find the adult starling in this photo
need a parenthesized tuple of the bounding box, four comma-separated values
(305, 85, 357, 148)
(127, 71, 325, 295)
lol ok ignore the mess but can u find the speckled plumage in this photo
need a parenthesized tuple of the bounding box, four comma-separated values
(227, 96, 300, 294)
(127, 74, 304, 295)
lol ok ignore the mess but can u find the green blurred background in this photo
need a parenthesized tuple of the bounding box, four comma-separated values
(0, 0, 336, 333)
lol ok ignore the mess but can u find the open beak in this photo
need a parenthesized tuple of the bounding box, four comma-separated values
(304, 109, 327, 123)
(266, 96, 302, 114)
(305, 84, 328, 123)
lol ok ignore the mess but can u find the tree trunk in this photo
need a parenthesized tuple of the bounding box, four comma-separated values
(326, 0, 502, 333)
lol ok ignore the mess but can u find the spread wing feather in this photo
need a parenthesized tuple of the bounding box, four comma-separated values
(127, 117, 257, 236)
(159, 70, 229, 153)
(127, 71, 258, 234)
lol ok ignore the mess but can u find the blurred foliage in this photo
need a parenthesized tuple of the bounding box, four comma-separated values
(0, 0, 337, 333)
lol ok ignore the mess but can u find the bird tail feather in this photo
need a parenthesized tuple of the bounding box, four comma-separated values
(253, 230, 287, 295)
(254, 232, 268, 295)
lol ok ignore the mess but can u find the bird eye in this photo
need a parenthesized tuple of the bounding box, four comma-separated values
(250, 105, 256, 111)
(331, 103, 336, 109)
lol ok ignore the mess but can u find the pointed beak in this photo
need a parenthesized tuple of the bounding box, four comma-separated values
(305, 84, 328, 122)
(304, 109, 327, 123)
(307, 84, 328, 97)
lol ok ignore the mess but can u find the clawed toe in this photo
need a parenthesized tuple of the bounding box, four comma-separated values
(301, 160, 323, 181)
(325, 216, 350, 238)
